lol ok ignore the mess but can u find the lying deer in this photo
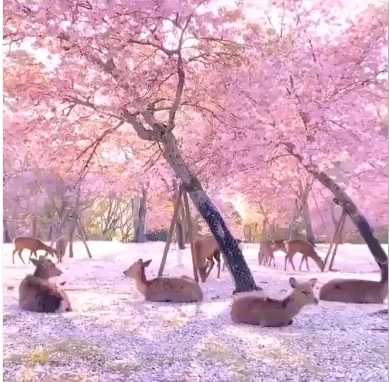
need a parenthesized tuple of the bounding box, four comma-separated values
(55, 235, 68, 263)
(123, 259, 203, 302)
(19, 256, 72, 313)
(230, 277, 318, 327)
(319, 260, 388, 304)
(273, 239, 324, 271)
(194, 235, 222, 282)
(258, 239, 276, 267)
(12, 236, 59, 265)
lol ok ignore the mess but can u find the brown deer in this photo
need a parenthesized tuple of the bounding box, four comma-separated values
(230, 277, 318, 327)
(12, 236, 59, 265)
(55, 235, 68, 263)
(19, 256, 72, 313)
(194, 235, 222, 282)
(319, 260, 388, 303)
(273, 239, 324, 271)
(258, 239, 276, 267)
(123, 259, 203, 302)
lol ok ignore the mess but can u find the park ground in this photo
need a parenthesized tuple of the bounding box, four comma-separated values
(3, 241, 388, 382)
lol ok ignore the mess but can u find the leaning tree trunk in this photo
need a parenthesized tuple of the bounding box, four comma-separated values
(284, 142, 387, 264)
(161, 131, 259, 293)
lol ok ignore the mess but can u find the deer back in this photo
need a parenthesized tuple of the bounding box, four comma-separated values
(145, 277, 203, 303)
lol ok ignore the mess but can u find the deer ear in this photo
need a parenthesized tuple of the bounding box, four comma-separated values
(308, 278, 318, 287)
(31, 258, 39, 266)
(143, 260, 152, 267)
(289, 277, 298, 289)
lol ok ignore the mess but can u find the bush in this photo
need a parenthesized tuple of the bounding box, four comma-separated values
(146, 229, 169, 242)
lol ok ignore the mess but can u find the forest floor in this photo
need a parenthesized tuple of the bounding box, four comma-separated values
(3, 240, 388, 382)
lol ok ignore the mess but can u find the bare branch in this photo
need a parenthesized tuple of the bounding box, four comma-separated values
(127, 38, 177, 56)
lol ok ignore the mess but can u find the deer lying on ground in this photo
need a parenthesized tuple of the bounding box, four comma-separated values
(123, 259, 203, 303)
(258, 239, 276, 267)
(194, 235, 222, 282)
(12, 236, 59, 265)
(272, 239, 324, 271)
(55, 235, 68, 263)
(319, 260, 388, 304)
(230, 277, 318, 327)
(19, 256, 72, 313)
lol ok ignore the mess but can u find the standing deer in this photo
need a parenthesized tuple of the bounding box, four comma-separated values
(231, 277, 318, 326)
(194, 235, 222, 282)
(19, 256, 72, 313)
(123, 259, 203, 302)
(55, 235, 68, 263)
(319, 260, 388, 303)
(273, 239, 324, 271)
(12, 236, 59, 265)
(258, 239, 276, 267)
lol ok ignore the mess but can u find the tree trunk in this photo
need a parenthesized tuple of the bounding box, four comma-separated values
(31, 216, 37, 238)
(262, 219, 268, 240)
(288, 199, 299, 240)
(173, 179, 185, 249)
(161, 131, 259, 293)
(284, 142, 387, 264)
(299, 180, 315, 246)
(3, 219, 11, 243)
(137, 186, 147, 243)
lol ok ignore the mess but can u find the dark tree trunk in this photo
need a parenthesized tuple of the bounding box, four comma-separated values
(3, 219, 11, 243)
(132, 187, 148, 243)
(173, 179, 186, 249)
(161, 131, 259, 294)
(284, 142, 387, 264)
(288, 199, 299, 240)
(262, 218, 268, 240)
(299, 180, 315, 246)
(32, 216, 37, 238)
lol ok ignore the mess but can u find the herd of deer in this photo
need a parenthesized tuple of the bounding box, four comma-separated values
(11, 234, 388, 328)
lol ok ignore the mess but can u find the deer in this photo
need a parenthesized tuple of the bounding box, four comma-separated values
(272, 239, 324, 271)
(194, 235, 222, 282)
(123, 259, 203, 303)
(55, 235, 68, 263)
(12, 236, 59, 265)
(319, 260, 388, 304)
(19, 256, 72, 313)
(230, 277, 319, 327)
(258, 239, 276, 267)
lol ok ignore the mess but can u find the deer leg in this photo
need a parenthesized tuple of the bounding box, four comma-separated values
(305, 256, 310, 272)
(299, 255, 305, 271)
(272, 254, 276, 267)
(217, 257, 221, 279)
(284, 255, 288, 271)
(206, 257, 215, 278)
(18, 250, 25, 264)
(12, 249, 18, 265)
(289, 253, 296, 271)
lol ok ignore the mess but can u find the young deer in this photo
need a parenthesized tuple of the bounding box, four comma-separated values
(12, 236, 59, 265)
(194, 235, 222, 282)
(123, 259, 203, 303)
(319, 260, 388, 304)
(230, 277, 318, 327)
(274, 239, 324, 271)
(258, 240, 276, 267)
(55, 235, 68, 263)
(19, 256, 72, 313)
